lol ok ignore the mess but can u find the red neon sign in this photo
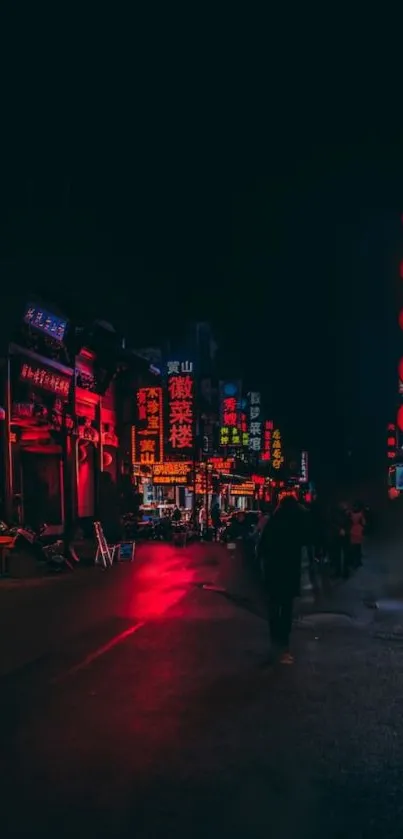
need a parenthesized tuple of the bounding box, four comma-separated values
(261, 419, 273, 462)
(133, 387, 164, 464)
(167, 367, 194, 453)
(252, 474, 265, 485)
(20, 362, 70, 398)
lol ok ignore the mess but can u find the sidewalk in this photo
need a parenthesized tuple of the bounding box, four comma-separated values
(216, 535, 397, 630)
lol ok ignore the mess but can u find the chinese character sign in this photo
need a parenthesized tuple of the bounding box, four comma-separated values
(272, 428, 284, 470)
(133, 387, 163, 464)
(387, 423, 397, 461)
(20, 362, 70, 398)
(300, 451, 309, 482)
(240, 411, 249, 447)
(219, 381, 242, 447)
(248, 392, 262, 454)
(24, 303, 67, 342)
(166, 360, 194, 456)
(261, 420, 273, 462)
(153, 462, 190, 485)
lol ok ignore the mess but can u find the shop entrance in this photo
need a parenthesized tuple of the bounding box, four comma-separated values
(77, 440, 96, 519)
(21, 451, 63, 528)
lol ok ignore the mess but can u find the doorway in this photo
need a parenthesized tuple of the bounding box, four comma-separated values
(21, 451, 63, 528)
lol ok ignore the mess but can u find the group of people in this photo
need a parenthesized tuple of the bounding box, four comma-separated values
(256, 494, 368, 666)
(308, 499, 367, 581)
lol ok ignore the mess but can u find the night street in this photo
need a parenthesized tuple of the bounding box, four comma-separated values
(2, 536, 403, 837)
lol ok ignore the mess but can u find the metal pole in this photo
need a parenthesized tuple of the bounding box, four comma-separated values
(4, 354, 13, 522)
(63, 364, 76, 553)
(205, 457, 209, 537)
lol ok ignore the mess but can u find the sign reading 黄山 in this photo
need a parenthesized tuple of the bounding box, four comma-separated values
(248, 392, 262, 454)
(166, 360, 194, 456)
(219, 381, 242, 447)
(132, 386, 163, 464)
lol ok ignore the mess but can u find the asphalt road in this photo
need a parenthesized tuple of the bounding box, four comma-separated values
(2, 539, 403, 837)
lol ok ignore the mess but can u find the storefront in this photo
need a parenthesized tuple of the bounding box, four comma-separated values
(228, 481, 255, 510)
(75, 348, 119, 527)
(8, 344, 73, 533)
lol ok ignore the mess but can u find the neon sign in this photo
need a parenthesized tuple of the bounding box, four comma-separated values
(230, 482, 255, 496)
(132, 386, 164, 464)
(261, 419, 273, 462)
(220, 426, 241, 446)
(24, 303, 67, 342)
(300, 451, 309, 482)
(272, 428, 284, 470)
(208, 457, 234, 472)
(219, 381, 242, 447)
(252, 474, 265, 485)
(248, 392, 262, 454)
(387, 422, 397, 460)
(20, 362, 70, 398)
(240, 411, 249, 447)
(166, 360, 194, 454)
(153, 462, 191, 485)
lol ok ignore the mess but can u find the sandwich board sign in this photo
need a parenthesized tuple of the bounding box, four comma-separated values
(117, 541, 135, 562)
(94, 521, 113, 568)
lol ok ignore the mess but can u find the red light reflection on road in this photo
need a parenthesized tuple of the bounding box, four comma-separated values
(128, 544, 196, 620)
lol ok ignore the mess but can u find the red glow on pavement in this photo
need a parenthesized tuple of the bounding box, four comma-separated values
(397, 406, 403, 432)
(399, 310, 403, 331)
(129, 544, 197, 619)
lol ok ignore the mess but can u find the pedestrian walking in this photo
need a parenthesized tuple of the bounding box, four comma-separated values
(258, 495, 306, 665)
(198, 505, 207, 540)
(210, 502, 221, 541)
(328, 503, 350, 578)
(349, 502, 366, 569)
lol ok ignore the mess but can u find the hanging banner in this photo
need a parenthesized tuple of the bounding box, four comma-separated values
(132, 386, 164, 464)
(248, 392, 262, 454)
(166, 360, 194, 456)
(219, 381, 242, 447)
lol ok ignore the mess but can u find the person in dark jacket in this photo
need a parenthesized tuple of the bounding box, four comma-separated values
(258, 495, 306, 664)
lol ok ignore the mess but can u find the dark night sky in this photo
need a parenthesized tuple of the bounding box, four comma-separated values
(1, 100, 402, 482)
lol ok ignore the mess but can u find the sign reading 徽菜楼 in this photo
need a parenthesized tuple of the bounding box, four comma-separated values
(165, 360, 194, 457)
